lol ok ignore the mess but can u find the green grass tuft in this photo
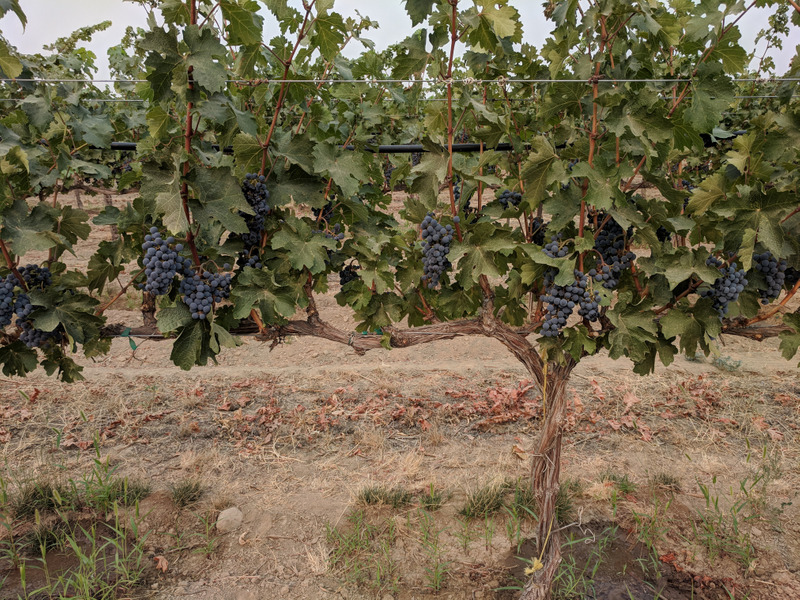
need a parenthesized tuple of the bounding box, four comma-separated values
(171, 479, 204, 508)
(459, 482, 506, 519)
(358, 485, 414, 509)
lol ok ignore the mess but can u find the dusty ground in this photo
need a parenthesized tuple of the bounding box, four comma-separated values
(1, 190, 799, 600)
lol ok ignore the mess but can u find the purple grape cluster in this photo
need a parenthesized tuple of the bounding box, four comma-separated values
(0, 275, 14, 326)
(543, 235, 569, 259)
(238, 254, 263, 270)
(540, 270, 598, 337)
(498, 189, 522, 210)
(530, 218, 547, 246)
(785, 267, 800, 290)
(703, 257, 748, 318)
(593, 216, 635, 289)
(4, 265, 65, 348)
(240, 173, 271, 248)
(314, 222, 345, 242)
(19, 320, 62, 348)
(18, 264, 52, 289)
(141, 227, 189, 296)
(420, 213, 453, 289)
(383, 161, 395, 189)
(179, 269, 232, 320)
(339, 264, 360, 286)
(753, 252, 787, 304)
(0, 265, 49, 328)
(312, 202, 334, 223)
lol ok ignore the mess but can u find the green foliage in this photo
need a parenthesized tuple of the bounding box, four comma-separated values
(0, 0, 797, 381)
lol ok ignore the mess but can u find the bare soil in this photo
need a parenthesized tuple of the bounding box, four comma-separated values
(1, 190, 799, 600)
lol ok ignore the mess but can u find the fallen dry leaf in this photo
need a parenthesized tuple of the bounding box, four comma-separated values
(154, 555, 168, 572)
(0, 428, 10, 443)
(622, 391, 640, 414)
(767, 428, 784, 441)
(512, 443, 527, 460)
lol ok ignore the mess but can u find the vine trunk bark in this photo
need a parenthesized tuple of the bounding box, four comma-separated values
(520, 363, 574, 600)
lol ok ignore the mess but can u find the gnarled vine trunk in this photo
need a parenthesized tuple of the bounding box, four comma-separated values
(520, 362, 574, 600)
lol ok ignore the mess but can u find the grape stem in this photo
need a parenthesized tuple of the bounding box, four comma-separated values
(445, 0, 463, 243)
(260, 0, 317, 176)
(653, 277, 701, 315)
(0, 240, 26, 290)
(743, 278, 800, 326)
(95, 269, 145, 316)
(181, 0, 202, 268)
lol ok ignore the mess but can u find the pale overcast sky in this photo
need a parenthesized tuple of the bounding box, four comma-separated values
(0, 1, 793, 80)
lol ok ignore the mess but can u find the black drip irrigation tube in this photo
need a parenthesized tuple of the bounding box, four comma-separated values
(108, 142, 519, 154)
(108, 133, 745, 155)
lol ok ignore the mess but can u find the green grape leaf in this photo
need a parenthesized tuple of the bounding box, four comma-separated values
(184, 26, 227, 94)
(0, 342, 38, 378)
(170, 320, 205, 370)
(141, 160, 186, 233)
(271, 217, 337, 274)
(0, 38, 22, 78)
(28, 292, 103, 345)
(403, 0, 434, 25)
(778, 311, 800, 362)
(187, 167, 252, 234)
(157, 303, 193, 333)
(232, 267, 299, 322)
(221, 0, 263, 45)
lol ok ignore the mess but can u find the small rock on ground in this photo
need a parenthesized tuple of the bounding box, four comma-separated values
(216, 507, 244, 532)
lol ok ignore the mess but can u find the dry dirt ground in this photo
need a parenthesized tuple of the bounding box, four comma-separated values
(1, 191, 799, 600)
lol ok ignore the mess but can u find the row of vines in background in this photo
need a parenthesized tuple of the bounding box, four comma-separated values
(1, 0, 800, 597)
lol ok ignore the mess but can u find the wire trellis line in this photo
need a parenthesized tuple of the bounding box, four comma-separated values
(1, 76, 799, 85)
(0, 94, 796, 106)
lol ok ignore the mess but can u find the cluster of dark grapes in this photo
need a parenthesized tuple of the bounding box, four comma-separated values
(753, 252, 787, 303)
(339, 264, 360, 286)
(240, 173, 271, 248)
(420, 213, 453, 289)
(702, 257, 748, 318)
(540, 270, 598, 337)
(239, 255, 263, 270)
(383, 161, 395, 189)
(18, 264, 53, 289)
(588, 265, 615, 287)
(452, 175, 462, 202)
(0, 265, 65, 348)
(498, 189, 522, 210)
(141, 227, 190, 296)
(314, 222, 345, 242)
(561, 159, 579, 190)
(179, 269, 231, 320)
(785, 267, 800, 290)
(111, 157, 133, 177)
(0, 275, 15, 326)
(593, 216, 635, 289)
(656, 226, 671, 242)
(543, 235, 569, 258)
(312, 202, 334, 223)
(411, 152, 422, 167)
(530, 218, 547, 246)
(19, 320, 61, 348)
(457, 130, 469, 144)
